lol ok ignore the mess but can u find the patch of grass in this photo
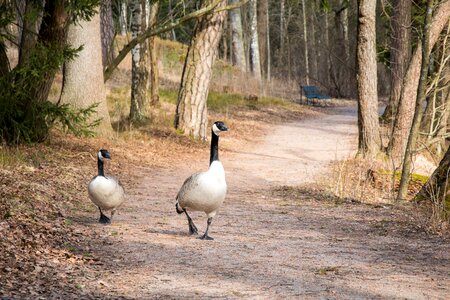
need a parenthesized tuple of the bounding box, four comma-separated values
(316, 266, 339, 275)
(207, 92, 245, 112)
(64, 218, 73, 226)
(0, 146, 25, 167)
(380, 170, 429, 185)
(159, 89, 178, 105)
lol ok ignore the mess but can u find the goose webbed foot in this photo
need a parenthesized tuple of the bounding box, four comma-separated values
(183, 209, 198, 235)
(99, 208, 111, 224)
(198, 234, 214, 240)
(198, 217, 214, 241)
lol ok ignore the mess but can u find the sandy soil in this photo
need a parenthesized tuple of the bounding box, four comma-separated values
(69, 107, 449, 299)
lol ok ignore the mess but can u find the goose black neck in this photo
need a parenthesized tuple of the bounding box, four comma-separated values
(97, 158, 105, 177)
(210, 130, 219, 165)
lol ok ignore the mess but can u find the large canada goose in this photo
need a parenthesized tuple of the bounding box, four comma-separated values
(88, 149, 125, 224)
(175, 121, 229, 240)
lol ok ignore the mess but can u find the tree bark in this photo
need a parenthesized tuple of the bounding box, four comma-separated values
(257, 0, 268, 80)
(32, 0, 69, 104)
(331, 1, 350, 97)
(148, 1, 160, 106)
(381, 0, 411, 122)
(129, 0, 149, 123)
(0, 41, 10, 77)
(249, 0, 261, 80)
(229, 0, 246, 71)
(415, 145, 450, 206)
(174, 0, 227, 140)
(119, 1, 128, 35)
(18, 0, 43, 67)
(100, 0, 115, 67)
(301, 0, 309, 85)
(280, 0, 285, 55)
(356, 0, 381, 158)
(59, 12, 112, 135)
(397, 0, 436, 201)
(388, 0, 450, 164)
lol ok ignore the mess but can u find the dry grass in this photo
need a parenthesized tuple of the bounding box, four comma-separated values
(325, 158, 429, 204)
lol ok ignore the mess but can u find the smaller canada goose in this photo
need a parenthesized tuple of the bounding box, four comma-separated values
(88, 149, 125, 224)
(175, 121, 229, 240)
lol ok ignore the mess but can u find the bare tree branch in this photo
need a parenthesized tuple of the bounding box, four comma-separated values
(103, 0, 249, 81)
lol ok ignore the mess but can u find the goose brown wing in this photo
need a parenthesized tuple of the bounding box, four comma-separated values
(176, 172, 201, 201)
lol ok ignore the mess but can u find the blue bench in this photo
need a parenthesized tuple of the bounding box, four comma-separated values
(300, 85, 331, 105)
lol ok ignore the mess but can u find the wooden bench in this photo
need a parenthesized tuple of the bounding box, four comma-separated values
(300, 85, 331, 105)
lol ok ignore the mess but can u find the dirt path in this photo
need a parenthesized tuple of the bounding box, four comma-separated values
(78, 107, 449, 299)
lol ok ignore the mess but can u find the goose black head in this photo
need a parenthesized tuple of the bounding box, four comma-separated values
(212, 121, 229, 136)
(98, 149, 112, 161)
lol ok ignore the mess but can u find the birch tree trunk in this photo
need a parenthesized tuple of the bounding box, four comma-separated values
(249, 0, 261, 80)
(119, 1, 127, 35)
(301, 0, 309, 85)
(129, 0, 149, 123)
(381, 0, 411, 122)
(148, 1, 160, 106)
(356, 0, 381, 158)
(280, 0, 285, 55)
(60, 13, 112, 135)
(174, 0, 227, 140)
(229, 0, 246, 71)
(388, 0, 450, 164)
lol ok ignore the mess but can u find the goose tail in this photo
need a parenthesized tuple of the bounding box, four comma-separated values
(175, 201, 184, 214)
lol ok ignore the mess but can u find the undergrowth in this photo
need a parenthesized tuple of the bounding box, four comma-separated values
(326, 158, 449, 232)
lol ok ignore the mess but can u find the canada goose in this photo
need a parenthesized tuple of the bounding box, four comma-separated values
(175, 121, 229, 240)
(88, 149, 125, 224)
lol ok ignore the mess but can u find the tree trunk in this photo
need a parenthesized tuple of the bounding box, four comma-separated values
(60, 12, 112, 135)
(249, 0, 261, 80)
(119, 1, 128, 35)
(100, 0, 115, 67)
(18, 0, 43, 67)
(229, 0, 246, 71)
(397, 0, 436, 201)
(309, 1, 318, 83)
(0, 40, 10, 77)
(32, 0, 69, 104)
(381, 0, 411, 122)
(174, 0, 227, 140)
(280, 0, 285, 55)
(266, 4, 271, 83)
(356, 0, 381, 158)
(414, 145, 450, 208)
(331, 1, 350, 97)
(301, 0, 309, 85)
(129, 0, 149, 123)
(148, 1, 160, 106)
(257, 0, 268, 80)
(388, 0, 450, 164)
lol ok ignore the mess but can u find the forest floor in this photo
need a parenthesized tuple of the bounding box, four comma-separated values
(1, 105, 449, 299)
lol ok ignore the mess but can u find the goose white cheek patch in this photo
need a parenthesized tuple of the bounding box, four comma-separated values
(212, 124, 221, 136)
(98, 151, 104, 161)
